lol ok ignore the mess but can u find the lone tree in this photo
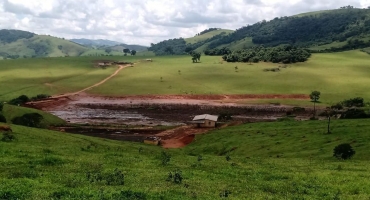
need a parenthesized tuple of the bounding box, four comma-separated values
(190, 51, 201, 63)
(105, 48, 112, 54)
(324, 107, 335, 134)
(123, 48, 130, 54)
(309, 91, 321, 118)
(131, 50, 137, 56)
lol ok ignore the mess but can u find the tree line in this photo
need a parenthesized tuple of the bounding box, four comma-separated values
(207, 7, 370, 49)
(222, 45, 311, 64)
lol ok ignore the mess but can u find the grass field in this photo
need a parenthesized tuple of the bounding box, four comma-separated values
(1, 104, 65, 127)
(1, 51, 370, 105)
(0, 56, 134, 101)
(1, 118, 370, 199)
(90, 50, 370, 105)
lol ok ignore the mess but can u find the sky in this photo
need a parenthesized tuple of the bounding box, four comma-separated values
(1, 0, 370, 46)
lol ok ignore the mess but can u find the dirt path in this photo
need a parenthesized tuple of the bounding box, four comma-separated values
(52, 65, 128, 99)
(157, 125, 213, 148)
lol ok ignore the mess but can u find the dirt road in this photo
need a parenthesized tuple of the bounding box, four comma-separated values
(51, 65, 128, 98)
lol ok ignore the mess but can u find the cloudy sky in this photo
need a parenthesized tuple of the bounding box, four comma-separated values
(0, 0, 370, 46)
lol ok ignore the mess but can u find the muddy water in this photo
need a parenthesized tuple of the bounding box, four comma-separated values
(50, 106, 185, 126)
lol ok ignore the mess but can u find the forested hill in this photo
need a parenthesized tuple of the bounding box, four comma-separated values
(149, 7, 370, 55)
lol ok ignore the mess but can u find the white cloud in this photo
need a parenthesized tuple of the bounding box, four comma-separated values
(0, 0, 369, 46)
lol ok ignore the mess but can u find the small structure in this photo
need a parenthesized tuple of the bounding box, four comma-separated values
(144, 136, 161, 145)
(192, 114, 218, 128)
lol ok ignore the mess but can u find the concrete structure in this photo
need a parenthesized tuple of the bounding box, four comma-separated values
(192, 114, 218, 128)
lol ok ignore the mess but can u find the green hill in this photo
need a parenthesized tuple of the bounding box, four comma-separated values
(149, 8, 370, 55)
(1, 118, 370, 199)
(0, 30, 88, 59)
(185, 29, 233, 44)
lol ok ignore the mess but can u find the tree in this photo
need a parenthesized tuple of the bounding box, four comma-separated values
(131, 50, 137, 56)
(123, 48, 130, 54)
(105, 48, 112, 54)
(190, 51, 201, 63)
(324, 107, 335, 134)
(309, 91, 321, 118)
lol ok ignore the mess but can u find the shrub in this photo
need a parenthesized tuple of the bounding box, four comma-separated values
(1, 132, 16, 142)
(11, 113, 44, 127)
(0, 102, 3, 112)
(30, 94, 51, 101)
(333, 143, 355, 160)
(160, 151, 171, 165)
(9, 95, 30, 105)
(105, 168, 125, 186)
(0, 114, 6, 123)
(342, 97, 364, 107)
(340, 109, 368, 119)
(166, 169, 183, 184)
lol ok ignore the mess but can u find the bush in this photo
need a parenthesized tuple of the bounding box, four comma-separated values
(0, 114, 6, 123)
(333, 143, 355, 160)
(11, 113, 44, 127)
(0, 102, 3, 112)
(9, 95, 30, 105)
(30, 94, 51, 101)
(166, 169, 183, 184)
(1, 132, 16, 142)
(160, 151, 171, 165)
(342, 97, 365, 107)
(340, 109, 369, 119)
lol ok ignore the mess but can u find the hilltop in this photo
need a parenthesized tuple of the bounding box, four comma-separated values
(0, 30, 146, 59)
(0, 29, 88, 59)
(149, 7, 370, 55)
(71, 38, 148, 52)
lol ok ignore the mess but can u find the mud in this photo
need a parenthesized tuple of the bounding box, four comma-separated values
(29, 93, 316, 148)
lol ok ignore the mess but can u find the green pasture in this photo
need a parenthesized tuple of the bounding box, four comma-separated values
(1, 118, 370, 199)
(90, 50, 370, 105)
(1, 51, 370, 105)
(0, 56, 137, 101)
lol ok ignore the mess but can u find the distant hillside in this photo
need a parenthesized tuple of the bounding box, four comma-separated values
(149, 7, 370, 55)
(70, 39, 121, 47)
(71, 38, 148, 52)
(148, 29, 233, 55)
(0, 29, 88, 59)
(103, 44, 148, 52)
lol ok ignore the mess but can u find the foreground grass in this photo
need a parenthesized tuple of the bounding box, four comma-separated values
(1, 119, 370, 199)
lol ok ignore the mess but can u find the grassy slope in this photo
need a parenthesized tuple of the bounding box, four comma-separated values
(0, 56, 125, 101)
(1, 119, 370, 199)
(0, 35, 88, 58)
(2, 51, 370, 105)
(91, 50, 370, 104)
(185, 29, 234, 44)
(2, 104, 65, 127)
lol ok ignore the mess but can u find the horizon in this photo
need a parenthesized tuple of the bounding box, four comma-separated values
(1, 0, 370, 46)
